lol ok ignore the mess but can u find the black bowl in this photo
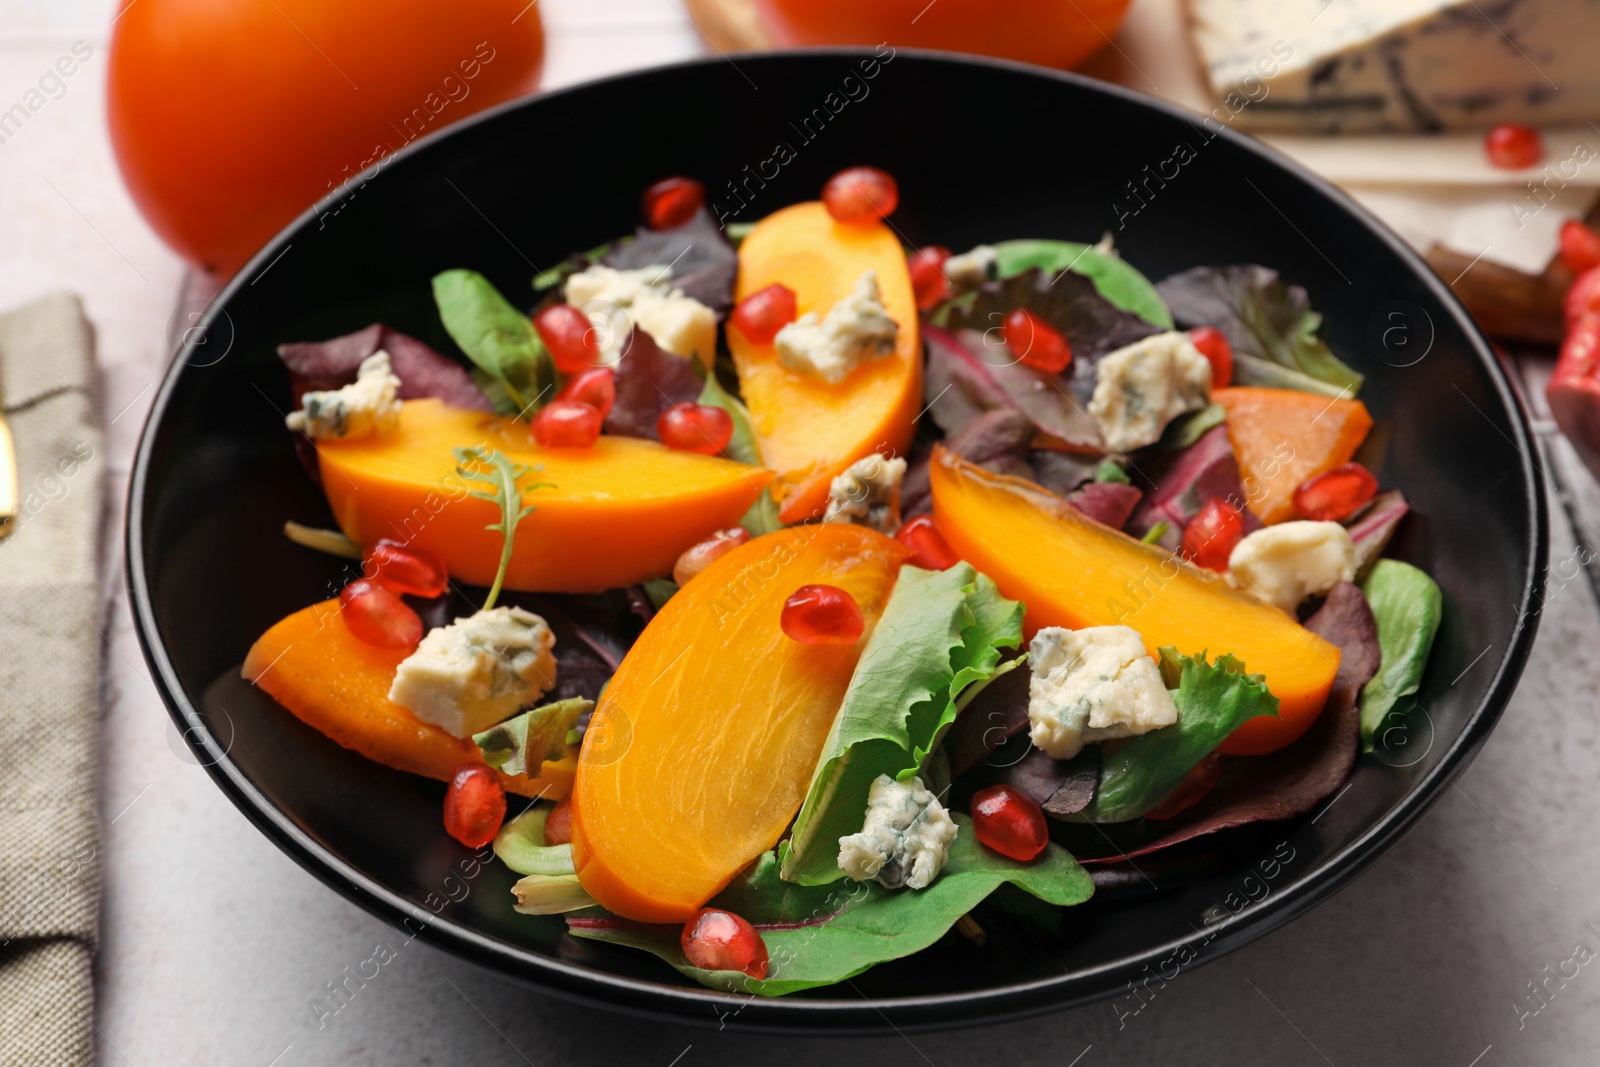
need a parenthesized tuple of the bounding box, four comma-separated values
(128, 50, 1546, 1032)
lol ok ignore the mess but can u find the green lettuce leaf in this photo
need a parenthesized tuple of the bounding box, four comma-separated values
(779, 565, 1023, 885)
(473, 698, 589, 778)
(1159, 402, 1227, 449)
(432, 269, 556, 415)
(1075, 648, 1279, 823)
(567, 814, 1092, 995)
(493, 805, 575, 876)
(697, 368, 762, 467)
(991, 239, 1173, 328)
(1358, 559, 1443, 752)
(739, 488, 785, 537)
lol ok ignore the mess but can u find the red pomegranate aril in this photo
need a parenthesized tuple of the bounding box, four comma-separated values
(364, 538, 448, 598)
(1145, 754, 1221, 820)
(681, 908, 770, 978)
(443, 763, 507, 849)
(555, 366, 616, 421)
(780, 584, 864, 645)
(339, 579, 424, 649)
(641, 176, 705, 231)
(1293, 462, 1378, 521)
(908, 246, 952, 310)
(534, 304, 603, 374)
(1003, 307, 1072, 374)
(1560, 220, 1600, 275)
(821, 166, 899, 224)
(1187, 325, 1234, 388)
(543, 797, 574, 846)
(673, 527, 751, 585)
(730, 283, 798, 345)
(1183, 498, 1245, 572)
(532, 399, 603, 448)
(894, 515, 960, 571)
(657, 402, 733, 455)
(971, 784, 1049, 862)
(1485, 124, 1542, 169)
(1568, 268, 1600, 325)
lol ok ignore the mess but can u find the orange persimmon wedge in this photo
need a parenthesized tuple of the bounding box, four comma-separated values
(1215, 386, 1372, 525)
(728, 201, 922, 524)
(570, 524, 911, 922)
(929, 448, 1339, 755)
(316, 399, 772, 593)
(242, 600, 574, 798)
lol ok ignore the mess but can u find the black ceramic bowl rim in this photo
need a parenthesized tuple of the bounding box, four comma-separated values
(127, 48, 1547, 1033)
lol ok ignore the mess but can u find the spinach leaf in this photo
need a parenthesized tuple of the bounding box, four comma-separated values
(1075, 648, 1279, 823)
(432, 270, 555, 414)
(780, 565, 1023, 885)
(1157, 264, 1363, 397)
(567, 814, 1092, 996)
(991, 240, 1173, 328)
(1358, 559, 1443, 752)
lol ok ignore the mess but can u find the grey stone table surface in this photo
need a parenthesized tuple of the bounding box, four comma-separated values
(4, 3, 1600, 1064)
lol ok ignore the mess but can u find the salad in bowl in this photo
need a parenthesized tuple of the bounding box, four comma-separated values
(244, 164, 1441, 996)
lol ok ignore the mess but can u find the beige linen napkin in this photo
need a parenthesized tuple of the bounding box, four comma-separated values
(0, 293, 103, 1067)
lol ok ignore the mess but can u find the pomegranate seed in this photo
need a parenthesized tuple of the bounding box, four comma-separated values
(641, 176, 705, 230)
(555, 366, 616, 421)
(1187, 326, 1234, 388)
(1485, 124, 1541, 169)
(681, 908, 770, 978)
(543, 797, 574, 846)
(1182, 498, 1245, 572)
(730, 284, 798, 345)
(443, 763, 506, 849)
(971, 784, 1049, 862)
(1560, 220, 1600, 275)
(1568, 268, 1600, 325)
(908, 246, 952, 310)
(894, 515, 960, 570)
(822, 166, 899, 224)
(1293, 462, 1378, 521)
(1145, 754, 1221, 820)
(535, 304, 603, 374)
(363, 538, 448, 598)
(532, 399, 602, 448)
(780, 584, 864, 645)
(657, 402, 733, 455)
(1561, 312, 1600, 373)
(1003, 308, 1072, 374)
(673, 527, 751, 585)
(339, 579, 423, 649)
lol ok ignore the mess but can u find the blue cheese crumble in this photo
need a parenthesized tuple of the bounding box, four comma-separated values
(837, 775, 958, 890)
(1087, 332, 1212, 453)
(773, 270, 899, 385)
(285, 351, 402, 440)
(388, 607, 557, 739)
(1027, 625, 1178, 759)
(822, 454, 907, 533)
(563, 264, 716, 364)
(942, 245, 998, 292)
(1227, 520, 1357, 612)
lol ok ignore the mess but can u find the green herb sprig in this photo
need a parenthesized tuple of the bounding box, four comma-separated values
(454, 446, 553, 610)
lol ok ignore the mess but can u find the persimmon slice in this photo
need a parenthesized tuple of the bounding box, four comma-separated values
(1213, 386, 1372, 525)
(570, 524, 911, 922)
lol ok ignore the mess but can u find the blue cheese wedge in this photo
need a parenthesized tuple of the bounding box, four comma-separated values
(285, 351, 401, 440)
(388, 607, 557, 739)
(563, 264, 716, 364)
(1188, 0, 1600, 132)
(1027, 625, 1179, 760)
(1087, 332, 1212, 453)
(837, 775, 959, 890)
(1227, 520, 1357, 612)
(773, 270, 899, 385)
(822, 454, 907, 533)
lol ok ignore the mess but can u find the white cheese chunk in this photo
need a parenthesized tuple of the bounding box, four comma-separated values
(773, 270, 899, 385)
(285, 351, 402, 440)
(837, 775, 958, 890)
(822, 454, 907, 533)
(388, 607, 557, 739)
(1227, 520, 1357, 612)
(1188, 0, 1600, 133)
(942, 245, 998, 292)
(562, 264, 716, 364)
(1087, 332, 1212, 453)
(1027, 625, 1179, 760)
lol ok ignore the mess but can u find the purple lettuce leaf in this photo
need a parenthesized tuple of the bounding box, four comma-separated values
(901, 408, 1035, 517)
(1126, 425, 1258, 550)
(922, 325, 1104, 448)
(947, 265, 1163, 363)
(1066, 481, 1143, 531)
(277, 323, 493, 411)
(602, 209, 737, 316)
(943, 663, 1032, 780)
(604, 327, 703, 440)
(1028, 450, 1101, 497)
(996, 747, 1100, 817)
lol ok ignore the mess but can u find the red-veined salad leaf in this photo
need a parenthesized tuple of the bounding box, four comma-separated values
(1349, 490, 1411, 577)
(1029, 450, 1102, 497)
(941, 660, 1031, 780)
(901, 407, 1035, 517)
(1127, 424, 1255, 550)
(1065, 481, 1143, 531)
(1156, 265, 1364, 398)
(603, 326, 702, 440)
(779, 565, 1024, 885)
(995, 746, 1100, 817)
(1358, 560, 1442, 752)
(988, 239, 1173, 328)
(946, 266, 1163, 365)
(602, 209, 738, 315)
(277, 323, 494, 411)
(432, 269, 556, 415)
(566, 815, 1092, 996)
(922, 325, 1105, 448)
